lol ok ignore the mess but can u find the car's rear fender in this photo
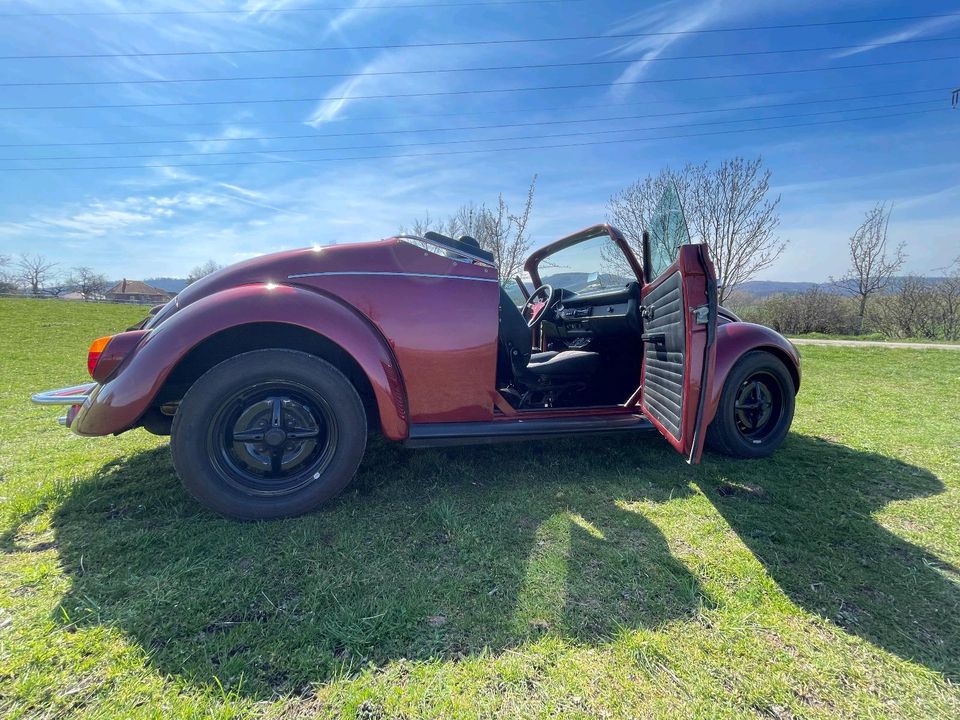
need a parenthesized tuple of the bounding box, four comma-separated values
(703, 322, 801, 427)
(72, 283, 409, 439)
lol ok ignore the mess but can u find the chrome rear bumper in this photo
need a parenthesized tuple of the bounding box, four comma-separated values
(31, 382, 97, 405)
(32, 383, 97, 428)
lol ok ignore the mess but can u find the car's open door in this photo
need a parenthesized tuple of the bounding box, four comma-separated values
(638, 188, 718, 464)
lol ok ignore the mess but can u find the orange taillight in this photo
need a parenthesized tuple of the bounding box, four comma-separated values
(87, 335, 112, 377)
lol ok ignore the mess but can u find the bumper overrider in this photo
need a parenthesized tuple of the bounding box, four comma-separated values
(31, 382, 98, 428)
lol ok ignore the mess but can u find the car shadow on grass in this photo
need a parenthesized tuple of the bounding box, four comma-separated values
(694, 435, 958, 681)
(41, 432, 957, 697)
(45, 434, 706, 697)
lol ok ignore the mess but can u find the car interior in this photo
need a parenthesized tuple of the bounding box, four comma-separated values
(495, 281, 644, 409)
(423, 229, 667, 412)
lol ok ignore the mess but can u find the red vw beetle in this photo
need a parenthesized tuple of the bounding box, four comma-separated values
(33, 192, 799, 519)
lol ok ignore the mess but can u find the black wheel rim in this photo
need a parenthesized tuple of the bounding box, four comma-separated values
(208, 381, 338, 497)
(733, 371, 785, 443)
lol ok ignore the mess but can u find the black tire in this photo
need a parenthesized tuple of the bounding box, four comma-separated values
(706, 350, 795, 459)
(171, 349, 367, 519)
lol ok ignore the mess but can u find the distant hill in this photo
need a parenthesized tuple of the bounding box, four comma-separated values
(144, 277, 188, 294)
(736, 276, 947, 299)
(737, 280, 824, 297)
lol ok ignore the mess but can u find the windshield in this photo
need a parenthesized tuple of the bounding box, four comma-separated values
(536, 230, 636, 293)
(648, 185, 692, 280)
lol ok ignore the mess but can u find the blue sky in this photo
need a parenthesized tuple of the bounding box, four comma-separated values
(0, 0, 957, 281)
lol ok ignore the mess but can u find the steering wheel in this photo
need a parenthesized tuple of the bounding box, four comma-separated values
(521, 284, 554, 328)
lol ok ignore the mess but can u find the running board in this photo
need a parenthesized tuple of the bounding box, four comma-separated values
(405, 413, 655, 448)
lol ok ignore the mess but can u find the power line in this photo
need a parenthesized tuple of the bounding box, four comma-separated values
(3, 36, 958, 88)
(3, 55, 956, 111)
(0, 83, 946, 132)
(3, 12, 960, 60)
(0, 90, 948, 149)
(0, 108, 942, 172)
(0, 0, 582, 16)
(1, 100, 942, 162)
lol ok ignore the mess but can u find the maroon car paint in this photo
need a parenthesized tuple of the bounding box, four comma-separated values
(703, 322, 801, 428)
(73, 283, 410, 440)
(61, 230, 799, 458)
(638, 244, 717, 462)
(73, 239, 503, 439)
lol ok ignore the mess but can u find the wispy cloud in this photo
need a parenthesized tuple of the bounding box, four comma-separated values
(190, 125, 264, 154)
(304, 45, 471, 126)
(603, 0, 739, 100)
(2, 193, 230, 239)
(831, 16, 960, 58)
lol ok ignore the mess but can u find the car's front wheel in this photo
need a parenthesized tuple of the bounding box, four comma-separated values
(706, 350, 795, 459)
(171, 349, 367, 519)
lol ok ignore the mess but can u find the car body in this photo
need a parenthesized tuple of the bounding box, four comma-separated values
(34, 197, 800, 519)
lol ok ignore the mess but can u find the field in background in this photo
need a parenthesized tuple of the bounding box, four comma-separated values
(1, 297, 958, 719)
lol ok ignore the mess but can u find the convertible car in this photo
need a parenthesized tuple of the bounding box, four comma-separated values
(33, 191, 799, 519)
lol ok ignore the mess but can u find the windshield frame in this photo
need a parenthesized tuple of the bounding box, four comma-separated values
(523, 223, 643, 289)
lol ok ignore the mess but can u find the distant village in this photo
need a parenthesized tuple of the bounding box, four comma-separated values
(58, 279, 177, 305)
(0, 253, 204, 305)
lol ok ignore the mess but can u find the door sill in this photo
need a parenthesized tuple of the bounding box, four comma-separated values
(405, 413, 655, 448)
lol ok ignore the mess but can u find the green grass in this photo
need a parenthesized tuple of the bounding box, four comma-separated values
(1, 296, 958, 718)
(789, 332, 959, 345)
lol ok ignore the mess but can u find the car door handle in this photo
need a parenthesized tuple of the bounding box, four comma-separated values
(641, 332, 666, 344)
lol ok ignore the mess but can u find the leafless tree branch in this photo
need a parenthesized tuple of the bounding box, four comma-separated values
(16, 253, 58, 296)
(832, 202, 905, 334)
(607, 157, 784, 304)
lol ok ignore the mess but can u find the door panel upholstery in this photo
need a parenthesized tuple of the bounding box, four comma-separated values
(642, 270, 685, 440)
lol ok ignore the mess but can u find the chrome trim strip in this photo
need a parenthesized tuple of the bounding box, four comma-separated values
(31, 382, 97, 405)
(288, 270, 498, 283)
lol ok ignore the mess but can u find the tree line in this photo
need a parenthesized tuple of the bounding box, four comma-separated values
(0, 254, 111, 299)
(0, 254, 223, 299)
(733, 266, 960, 341)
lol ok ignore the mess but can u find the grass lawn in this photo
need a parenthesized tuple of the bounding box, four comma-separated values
(1, 297, 958, 719)
(788, 332, 960, 345)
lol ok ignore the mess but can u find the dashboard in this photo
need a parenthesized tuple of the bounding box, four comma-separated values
(549, 282, 642, 340)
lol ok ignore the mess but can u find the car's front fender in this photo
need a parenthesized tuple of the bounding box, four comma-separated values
(703, 322, 801, 427)
(72, 283, 409, 440)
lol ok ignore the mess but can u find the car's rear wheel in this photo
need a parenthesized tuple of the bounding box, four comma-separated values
(706, 350, 795, 459)
(171, 349, 366, 519)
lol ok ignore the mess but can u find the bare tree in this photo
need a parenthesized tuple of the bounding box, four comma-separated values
(67, 266, 110, 300)
(607, 157, 784, 304)
(833, 202, 905, 334)
(688, 158, 784, 303)
(867, 275, 939, 339)
(933, 257, 960, 341)
(16, 254, 58, 296)
(186, 260, 223, 286)
(402, 177, 536, 282)
(607, 164, 697, 266)
(0, 254, 17, 294)
(479, 178, 537, 282)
